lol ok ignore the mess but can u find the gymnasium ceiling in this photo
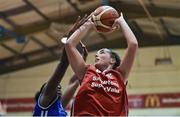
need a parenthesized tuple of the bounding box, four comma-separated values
(0, 0, 180, 75)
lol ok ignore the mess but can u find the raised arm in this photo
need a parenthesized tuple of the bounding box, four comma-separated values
(115, 13, 138, 81)
(39, 16, 88, 107)
(64, 18, 93, 80)
(39, 49, 69, 107)
(61, 42, 88, 108)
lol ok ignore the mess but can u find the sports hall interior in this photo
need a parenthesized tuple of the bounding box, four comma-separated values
(0, 0, 180, 116)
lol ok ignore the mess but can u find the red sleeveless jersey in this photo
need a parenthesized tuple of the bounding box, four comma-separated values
(71, 65, 128, 116)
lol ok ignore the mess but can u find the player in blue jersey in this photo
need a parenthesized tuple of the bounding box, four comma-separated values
(33, 16, 89, 116)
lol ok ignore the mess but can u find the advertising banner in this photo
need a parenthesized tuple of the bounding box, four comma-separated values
(1, 92, 180, 112)
(129, 93, 180, 108)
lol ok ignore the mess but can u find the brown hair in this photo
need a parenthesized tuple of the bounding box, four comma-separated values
(108, 49, 121, 69)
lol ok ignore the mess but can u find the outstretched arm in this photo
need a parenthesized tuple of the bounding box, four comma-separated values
(39, 16, 87, 107)
(61, 42, 88, 108)
(65, 18, 93, 81)
(39, 49, 69, 107)
(115, 13, 138, 81)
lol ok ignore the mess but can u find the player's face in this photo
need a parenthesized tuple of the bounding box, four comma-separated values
(94, 48, 112, 70)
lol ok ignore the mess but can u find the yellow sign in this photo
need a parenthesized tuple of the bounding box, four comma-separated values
(145, 95, 160, 108)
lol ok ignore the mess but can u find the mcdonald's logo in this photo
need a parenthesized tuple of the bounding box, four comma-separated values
(145, 95, 160, 108)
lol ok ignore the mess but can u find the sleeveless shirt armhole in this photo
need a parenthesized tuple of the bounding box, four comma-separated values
(115, 67, 128, 86)
(125, 81, 128, 86)
(78, 64, 91, 85)
(37, 85, 59, 109)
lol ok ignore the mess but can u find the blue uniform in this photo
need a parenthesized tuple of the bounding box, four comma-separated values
(33, 96, 67, 116)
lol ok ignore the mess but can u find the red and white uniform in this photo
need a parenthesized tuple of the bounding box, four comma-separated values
(71, 65, 128, 116)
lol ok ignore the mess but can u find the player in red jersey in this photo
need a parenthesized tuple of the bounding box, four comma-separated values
(64, 12, 138, 116)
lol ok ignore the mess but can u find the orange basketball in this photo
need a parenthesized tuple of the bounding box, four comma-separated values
(91, 6, 119, 33)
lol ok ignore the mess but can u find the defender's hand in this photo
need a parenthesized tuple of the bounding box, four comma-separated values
(80, 41, 88, 61)
(67, 14, 91, 37)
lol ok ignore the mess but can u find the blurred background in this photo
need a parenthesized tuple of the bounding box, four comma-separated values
(0, 0, 180, 116)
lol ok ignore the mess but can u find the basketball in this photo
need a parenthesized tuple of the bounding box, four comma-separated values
(91, 6, 119, 33)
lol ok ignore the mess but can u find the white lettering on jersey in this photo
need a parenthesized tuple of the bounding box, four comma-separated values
(91, 75, 120, 94)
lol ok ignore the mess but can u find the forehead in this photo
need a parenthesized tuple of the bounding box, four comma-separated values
(97, 48, 111, 54)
